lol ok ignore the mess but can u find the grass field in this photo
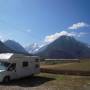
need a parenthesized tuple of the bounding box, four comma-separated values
(38, 73, 90, 90)
(40, 59, 90, 71)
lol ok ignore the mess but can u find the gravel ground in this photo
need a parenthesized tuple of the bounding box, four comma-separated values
(0, 76, 55, 90)
(0, 74, 90, 90)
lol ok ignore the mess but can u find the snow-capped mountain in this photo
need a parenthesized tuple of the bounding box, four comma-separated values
(25, 43, 40, 53)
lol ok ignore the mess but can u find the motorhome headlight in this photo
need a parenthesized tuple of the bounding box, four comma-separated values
(0, 70, 5, 77)
(0, 72, 5, 82)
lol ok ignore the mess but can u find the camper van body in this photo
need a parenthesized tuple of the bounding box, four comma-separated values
(0, 53, 40, 82)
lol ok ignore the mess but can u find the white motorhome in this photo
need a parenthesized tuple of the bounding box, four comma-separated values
(0, 53, 40, 82)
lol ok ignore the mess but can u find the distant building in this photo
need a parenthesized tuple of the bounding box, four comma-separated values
(45, 59, 80, 63)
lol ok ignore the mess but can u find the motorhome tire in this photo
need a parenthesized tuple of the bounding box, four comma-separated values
(3, 76, 10, 83)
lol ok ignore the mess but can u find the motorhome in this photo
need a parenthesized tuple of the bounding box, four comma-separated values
(0, 53, 40, 82)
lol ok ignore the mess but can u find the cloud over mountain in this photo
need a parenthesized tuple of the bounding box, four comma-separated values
(44, 31, 75, 44)
(44, 31, 88, 45)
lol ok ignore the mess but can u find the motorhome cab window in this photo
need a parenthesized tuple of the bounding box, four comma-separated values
(22, 62, 28, 67)
(0, 61, 10, 70)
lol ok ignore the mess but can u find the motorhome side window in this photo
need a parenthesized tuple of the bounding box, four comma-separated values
(8, 63, 16, 71)
(35, 58, 39, 62)
(35, 64, 39, 68)
(22, 62, 28, 67)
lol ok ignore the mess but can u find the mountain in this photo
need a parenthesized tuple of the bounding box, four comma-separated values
(25, 43, 40, 53)
(35, 35, 90, 59)
(4, 40, 29, 54)
(0, 41, 13, 53)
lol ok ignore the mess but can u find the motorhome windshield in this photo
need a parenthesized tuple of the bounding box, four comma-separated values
(0, 61, 10, 70)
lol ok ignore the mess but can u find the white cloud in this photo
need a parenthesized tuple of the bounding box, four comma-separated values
(68, 22, 89, 30)
(44, 31, 76, 44)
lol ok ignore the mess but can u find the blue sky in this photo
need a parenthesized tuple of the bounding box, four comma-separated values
(0, 0, 90, 46)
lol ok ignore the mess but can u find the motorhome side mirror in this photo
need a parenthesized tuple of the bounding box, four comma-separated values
(7, 66, 16, 72)
(7, 63, 16, 71)
(7, 68, 12, 71)
(7, 68, 16, 72)
(7, 68, 13, 71)
(14, 69, 16, 72)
